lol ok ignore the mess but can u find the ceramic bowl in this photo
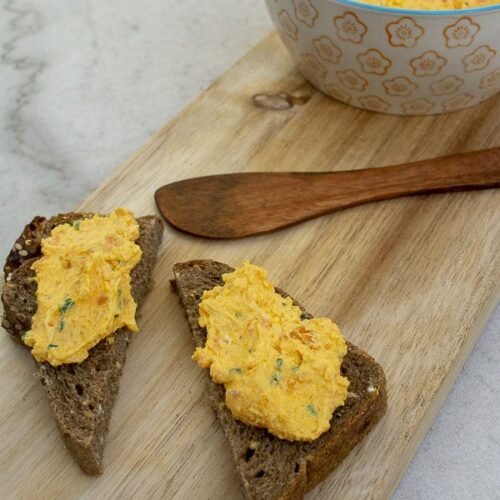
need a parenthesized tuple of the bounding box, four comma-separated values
(265, 0, 500, 115)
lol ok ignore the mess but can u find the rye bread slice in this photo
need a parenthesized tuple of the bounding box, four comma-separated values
(172, 260, 387, 500)
(2, 213, 164, 474)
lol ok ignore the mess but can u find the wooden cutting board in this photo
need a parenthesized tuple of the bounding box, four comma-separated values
(1, 33, 499, 499)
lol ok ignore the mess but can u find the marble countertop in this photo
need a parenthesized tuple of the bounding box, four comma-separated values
(1, 1, 498, 498)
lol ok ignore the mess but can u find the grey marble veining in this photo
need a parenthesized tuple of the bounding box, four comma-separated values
(0, 1, 498, 498)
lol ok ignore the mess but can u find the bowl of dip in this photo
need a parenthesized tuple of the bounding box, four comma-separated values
(265, 0, 499, 115)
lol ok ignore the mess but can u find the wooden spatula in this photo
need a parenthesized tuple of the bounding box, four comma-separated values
(155, 147, 500, 238)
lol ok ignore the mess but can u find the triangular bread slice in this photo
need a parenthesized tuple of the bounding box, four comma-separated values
(172, 260, 387, 499)
(2, 212, 163, 474)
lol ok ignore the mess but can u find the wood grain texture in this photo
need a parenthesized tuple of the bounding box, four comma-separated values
(155, 147, 500, 238)
(1, 32, 499, 499)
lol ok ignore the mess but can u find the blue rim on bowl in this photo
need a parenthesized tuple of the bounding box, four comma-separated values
(333, 0, 500, 16)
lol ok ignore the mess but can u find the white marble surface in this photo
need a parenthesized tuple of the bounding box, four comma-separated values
(0, 1, 498, 498)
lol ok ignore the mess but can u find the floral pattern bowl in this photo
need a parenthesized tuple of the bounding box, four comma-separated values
(265, 0, 500, 114)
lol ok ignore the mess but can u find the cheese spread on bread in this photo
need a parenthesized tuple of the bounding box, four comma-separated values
(193, 261, 349, 441)
(23, 208, 142, 366)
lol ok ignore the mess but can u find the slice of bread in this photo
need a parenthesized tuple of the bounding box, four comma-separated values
(172, 260, 387, 500)
(2, 212, 164, 474)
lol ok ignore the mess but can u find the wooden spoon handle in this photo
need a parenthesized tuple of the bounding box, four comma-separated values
(318, 147, 500, 208)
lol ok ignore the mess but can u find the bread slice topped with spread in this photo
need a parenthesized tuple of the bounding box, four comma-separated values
(2, 209, 163, 474)
(172, 259, 387, 499)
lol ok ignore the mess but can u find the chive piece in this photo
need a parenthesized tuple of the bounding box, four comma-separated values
(48, 343, 58, 349)
(292, 365, 300, 373)
(248, 348, 254, 354)
(59, 298, 75, 315)
(275, 358, 283, 370)
(271, 372, 281, 385)
(307, 404, 317, 416)
(229, 368, 242, 374)
(73, 221, 81, 230)
(235, 311, 243, 319)
(58, 298, 74, 331)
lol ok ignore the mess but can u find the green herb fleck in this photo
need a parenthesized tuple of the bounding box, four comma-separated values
(47, 343, 59, 349)
(275, 358, 283, 370)
(235, 311, 243, 319)
(59, 298, 75, 315)
(229, 368, 242, 374)
(248, 348, 254, 354)
(292, 365, 300, 373)
(271, 372, 281, 385)
(307, 404, 317, 416)
(73, 221, 81, 230)
(21, 332, 29, 341)
(58, 298, 74, 331)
